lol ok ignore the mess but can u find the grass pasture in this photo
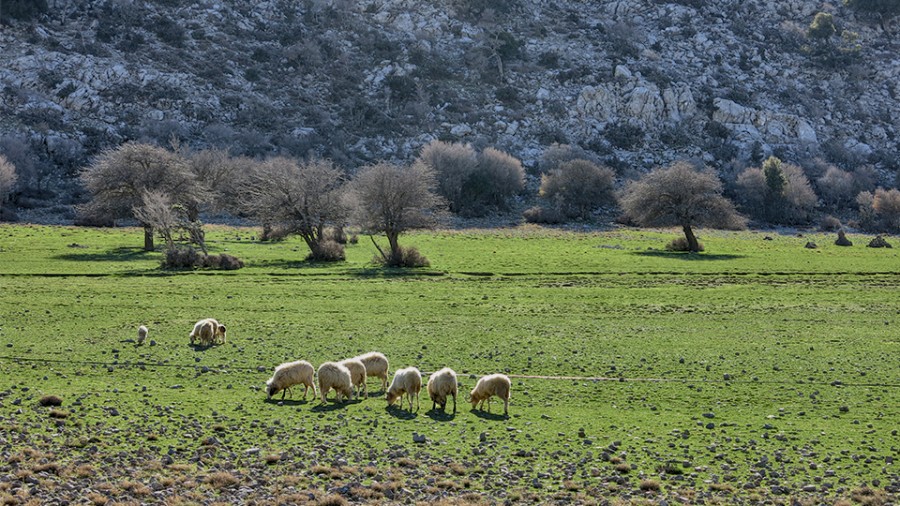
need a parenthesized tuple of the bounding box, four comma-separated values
(0, 224, 898, 505)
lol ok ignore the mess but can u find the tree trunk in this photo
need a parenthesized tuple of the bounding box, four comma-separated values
(682, 224, 700, 253)
(143, 225, 155, 251)
(387, 232, 401, 262)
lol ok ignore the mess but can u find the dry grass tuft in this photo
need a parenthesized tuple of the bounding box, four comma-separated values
(204, 471, 240, 489)
(39, 395, 63, 407)
(850, 487, 887, 506)
(315, 494, 348, 506)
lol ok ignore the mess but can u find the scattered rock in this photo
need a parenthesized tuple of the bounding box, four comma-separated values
(804, 241, 817, 249)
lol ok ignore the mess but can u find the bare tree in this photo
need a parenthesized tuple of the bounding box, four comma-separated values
(132, 190, 178, 251)
(79, 142, 198, 251)
(238, 157, 347, 261)
(539, 159, 616, 219)
(345, 161, 445, 266)
(619, 161, 746, 252)
(0, 154, 17, 205)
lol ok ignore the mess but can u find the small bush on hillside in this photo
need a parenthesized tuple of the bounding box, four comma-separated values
(538, 143, 600, 175)
(666, 237, 704, 252)
(820, 215, 842, 231)
(604, 122, 644, 150)
(523, 205, 565, 224)
(0, 0, 48, 22)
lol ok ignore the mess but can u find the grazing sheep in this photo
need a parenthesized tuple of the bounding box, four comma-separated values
(427, 367, 458, 413)
(469, 373, 511, 415)
(339, 358, 368, 400)
(386, 367, 422, 412)
(137, 325, 148, 345)
(354, 351, 389, 391)
(266, 360, 316, 400)
(189, 318, 226, 346)
(317, 362, 353, 403)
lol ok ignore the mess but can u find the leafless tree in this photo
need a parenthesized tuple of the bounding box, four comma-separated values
(79, 142, 198, 251)
(619, 161, 746, 252)
(238, 157, 347, 261)
(416, 140, 478, 214)
(345, 161, 445, 266)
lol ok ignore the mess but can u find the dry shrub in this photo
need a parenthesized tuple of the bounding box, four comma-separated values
(539, 159, 616, 219)
(639, 479, 661, 492)
(86, 492, 108, 505)
(666, 237, 704, 252)
(614, 463, 631, 473)
(308, 239, 345, 262)
(523, 205, 565, 224)
(164, 247, 244, 270)
(379, 246, 429, 268)
(260, 224, 292, 242)
(164, 246, 201, 269)
(39, 395, 63, 407)
(850, 486, 887, 506)
(316, 495, 348, 506)
(325, 226, 347, 244)
(820, 215, 842, 231)
(204, 471, 239, 489)
(48, 409, 69, 419)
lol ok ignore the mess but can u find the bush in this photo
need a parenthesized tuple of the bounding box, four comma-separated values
(666, 237, 704, 252)
(538, 143, 599, 175)
(820, 215, 842, 231)
(734, 158, 817, 225)
(416, 140, 478, 214)
(523, 205, 565, 224)
(603, 122, 644, 150)
(163, 247, 244, 270)
(539, 159, 616, 219)
(307, 240, 345, 262)
(164, 246, 201, 269)
(377, 246, 430, 268)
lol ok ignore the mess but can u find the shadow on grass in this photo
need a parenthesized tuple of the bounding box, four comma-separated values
(385, 405, 418, 420)
(54, 246, 154, 262)
(425, 407, 457, 421)
(264, 397, 313, 406)
(632, 251, 745, 261)
(471, 408, 509, 421)
(311, 400, 352, 412)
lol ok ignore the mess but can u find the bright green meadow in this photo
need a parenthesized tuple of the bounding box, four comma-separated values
(0, 224, 897, 504)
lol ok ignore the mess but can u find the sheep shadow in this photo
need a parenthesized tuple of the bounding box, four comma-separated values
(385, 405, 418, 420)
(471, 408, 509, 421)
(311, 400, 352, 412)
(425, 408, 456, 421)
(264, 398, 313, 407)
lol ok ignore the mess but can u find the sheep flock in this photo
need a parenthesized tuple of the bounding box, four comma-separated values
(138, 320, 511, 416)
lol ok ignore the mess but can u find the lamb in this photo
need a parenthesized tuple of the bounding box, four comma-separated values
(339, 358, 368, 400)
(266, 360, 316, 401)
(189, 318, 226, 346)
(469, 373, 511, 415)
(386, 366, 422, 412)
(353, 351, 389, 391)
(317, 361, 353, 403)
(426, 367, 458, 413)
(137, 325, 148, 345)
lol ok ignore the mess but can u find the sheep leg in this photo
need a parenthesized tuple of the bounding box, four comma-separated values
(503, 397, 508, 415)
(452, 393, 457, 413)
(415, 391, 419, 412)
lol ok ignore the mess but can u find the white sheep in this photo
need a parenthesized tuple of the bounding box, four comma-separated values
(427, 367, 458, 413)
(266, 360, 316, 401)
(339, 358, 368, 400)
(317, 361, 353, 403)
(137, 325, 148, 345)
(189, 318, 226, 346)
(354, 351, 389, 391)
(469, 373, 511, 415)
(386, 366, 422, 412)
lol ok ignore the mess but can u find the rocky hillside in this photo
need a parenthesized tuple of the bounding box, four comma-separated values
(0, 0, 897, 220)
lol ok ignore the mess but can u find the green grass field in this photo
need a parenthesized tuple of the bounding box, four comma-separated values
(0, 224, 897, 505)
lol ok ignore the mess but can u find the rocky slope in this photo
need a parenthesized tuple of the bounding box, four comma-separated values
(0, 0, 897, 216)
